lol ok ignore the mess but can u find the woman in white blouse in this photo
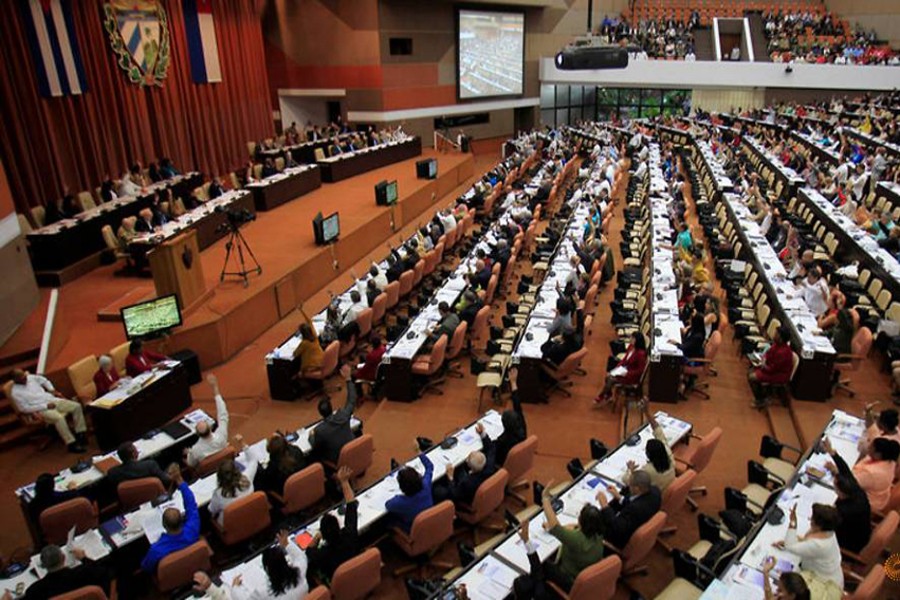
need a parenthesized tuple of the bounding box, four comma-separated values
(775, 503, 843, 594)
(626, 402, 675, 491)
(208, 436, 261, 525)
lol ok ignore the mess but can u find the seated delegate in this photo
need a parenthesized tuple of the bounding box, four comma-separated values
(10, 369, 87, 453)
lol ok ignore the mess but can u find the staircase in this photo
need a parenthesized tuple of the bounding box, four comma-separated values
(745, 10, 771, 62)
(693, 26, 716, 61)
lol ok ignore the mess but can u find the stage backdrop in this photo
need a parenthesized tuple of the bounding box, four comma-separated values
(0, 0, 273, 216)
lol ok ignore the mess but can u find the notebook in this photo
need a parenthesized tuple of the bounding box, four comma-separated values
(161, 421, 191, 440)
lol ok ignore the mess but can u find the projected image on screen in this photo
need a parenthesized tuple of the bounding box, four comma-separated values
(121, 295, 182, 339)
(458, 9, 524, 100)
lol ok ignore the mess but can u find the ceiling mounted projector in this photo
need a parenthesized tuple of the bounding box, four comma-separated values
(554, 46, 629, 70)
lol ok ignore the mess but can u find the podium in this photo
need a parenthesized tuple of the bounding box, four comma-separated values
(148, 230, 210, 313)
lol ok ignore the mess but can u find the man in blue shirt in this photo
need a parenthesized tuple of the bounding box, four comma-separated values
(385, 453, 434, 532)
(140, 467, 200, 573)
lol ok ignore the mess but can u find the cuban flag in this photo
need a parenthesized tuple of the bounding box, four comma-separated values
(183, 0, 222, 83)
(20, 0, 87, 97)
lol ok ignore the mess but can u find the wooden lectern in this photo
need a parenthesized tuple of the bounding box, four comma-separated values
(148, 230, 210, 314)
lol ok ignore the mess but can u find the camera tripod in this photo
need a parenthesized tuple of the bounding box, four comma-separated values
(220, 226, 261, 287)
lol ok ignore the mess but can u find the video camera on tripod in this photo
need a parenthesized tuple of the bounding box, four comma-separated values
(214, 206, 256, 235)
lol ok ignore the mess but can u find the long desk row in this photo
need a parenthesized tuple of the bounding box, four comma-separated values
(128, 190, 254, 259)
(719, 192, 836, 400)
(6, 407, 363, 597)
(317, 137, 422, 183)
(244, 164, 322, 211)
(205, 409, 507, 598)
(257, 132, 356, 164)
(841, 126, 900, 163)
(27, 172, 203, 271)
(703, 409, 865, 599)
(645, 144, 685, 402)
(437, 411, 693, 600)
(795, 186, 900, 300)
(739, 134, 806, 200)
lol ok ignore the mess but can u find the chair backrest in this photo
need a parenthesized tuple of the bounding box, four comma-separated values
(446, 321, 468, 360)
(156, 539, 213, 592)
(859, 510, 899, 565)
(582, 284, 599, 312)
(101, 225, 119, 251)
(553, 347, 589, 379)
(484, 274, 499, 305)
(470, 306, 491, 345)
(413, 260, 425, 287)
(17, 213, 33, 234)
(76, 191, 95, 212)
(306, 586, 332, 600)
(370, 293, 387, 324)
(67, 355, 99, 403)
(40, 498, 98, 545)
(31, 205, 46, 228)
(317, 341, 340, 378)
(220, 491, 271, 546)
(194, 445, 236, 479)
(252, 164, 263, 180)
(422, 335, 447, 375)
(621, 511, 667, 571)
(246, 141, 257, 157)
(51, 585, 109, 600)
(503, 435, 538, 483)
(568, 555, 623, 600)
(687, 427, 723, 474)
(407, 500, 455, 557)
(661, 469, 697, 516)
(314, 148, 326, 161)
(282, 463, 326, 515)
(848, 327, 874, 371)
(118, 477, 166, 512)
(398, 270, 415, 297)
(466, 469, 509, 523)
(355, 307, 373, 338)
(338, 434, 374, 477)
(847, 563, 886, 600)
(330, 547, 381, 600)
(109, 342, 130, 375)
(422, 249, 438, 277)
(789, 352, 800, 381)
(383, 281, 401, 309)
(704, 330, 722, 367)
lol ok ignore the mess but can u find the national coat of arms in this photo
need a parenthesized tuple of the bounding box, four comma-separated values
(103, 0, 170, 86)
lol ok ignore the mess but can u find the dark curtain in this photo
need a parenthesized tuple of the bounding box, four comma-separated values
(0, 0, 273, 215)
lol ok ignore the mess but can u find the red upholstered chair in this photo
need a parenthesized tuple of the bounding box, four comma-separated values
(51, 585, 112, 600)
(40, 498, 99, 545)
(457, 469, 509, 544)
(411, 335, 448, 396)
(469, 306, 492, 352)
(306, 586, 332, 600)
(355, 307, 373, 339)
(370, 293, 387, 326)
(392, 500, 455, 576)
(682, 330, 722, 399)
(194, 445, 236, 479)
(212, 491, 271, 546)
(834, 326, 874, 397)
(433, 241, 445, 265)
(155, 539, 213, 593)
(383, 281, 401, 312)
(302, 341, 340, 397)
(445, 321, 468, 378)
(658, 469, 697, 551)
(330, 547, 382, 600)
(846, 565, 887, 600)
(674, 427, 723, 509)
(483, 274, 499, 305)
(617, 511, 667, 577)
(503, 435, 538, 505)
(117, 477, 166, 512)
(541, 348, 589, 398)
(422, 249, 438, 278)
(324, 434, 375, 481)
(398, 270, 415, 298)
(547, 555, 622, 600)
(270, 463, 326, 516)
(412, 260, 425, 288)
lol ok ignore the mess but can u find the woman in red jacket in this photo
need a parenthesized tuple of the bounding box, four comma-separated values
(594, 332, 647, 405)
(749, 325, 795, 409)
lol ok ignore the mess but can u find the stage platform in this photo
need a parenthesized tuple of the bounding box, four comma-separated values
(2, 148, 476, 385)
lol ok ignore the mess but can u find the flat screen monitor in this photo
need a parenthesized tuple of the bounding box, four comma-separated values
(428, 160, 437, 178)
(386, 180, 398, 204)
(457, 8, 524, 100)
(121, 294, 182, 340)
(322, 212, 340, 243)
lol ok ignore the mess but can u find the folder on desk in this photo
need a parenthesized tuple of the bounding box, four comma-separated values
(161, 421, 191, 440)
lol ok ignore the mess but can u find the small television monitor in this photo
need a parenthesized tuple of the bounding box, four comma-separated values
(386, 180, 398, 204)
(322, 212, 340, 243)
(121, 294, 182, 340)
(416, 158, 437, 180)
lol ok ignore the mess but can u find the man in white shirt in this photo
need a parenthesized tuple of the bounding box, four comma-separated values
(832, 161, 851, 185)
(340, 290, 367, 328)
(799, 268, 829, 317)
(850, 164, 869, 202)
(10, 370, 87, 453)
(185, 374, 229, 468)
(116, 172, 141, 197)
(438, 209, 457, 233)
(368, 264, 388, 291)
